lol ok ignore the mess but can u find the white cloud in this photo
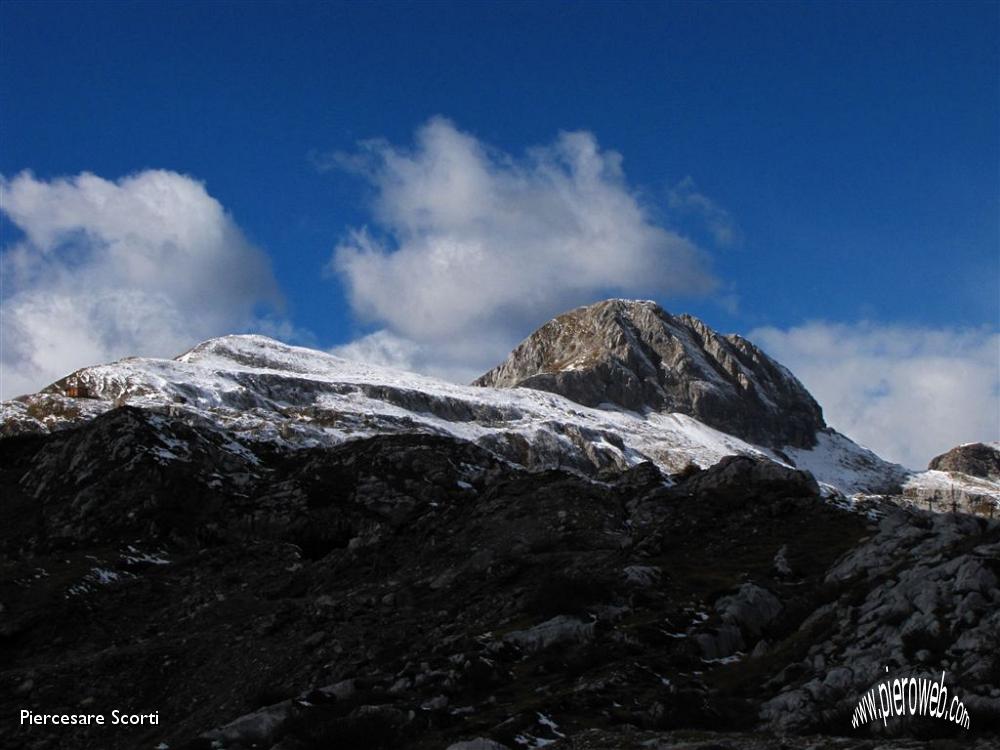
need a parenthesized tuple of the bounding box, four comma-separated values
(1, 170, 282, 398)
(329, 329, 493, 385)
(668, 176, 740, 248)
(331, 329, 422, 372)
(750, 321, 1000, 469)
(330, 117, 717, 379)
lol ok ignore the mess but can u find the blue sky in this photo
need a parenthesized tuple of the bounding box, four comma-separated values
(1, 1, 998, 465)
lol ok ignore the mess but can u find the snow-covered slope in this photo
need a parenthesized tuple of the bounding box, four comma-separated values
(901, 469, 1000, 515)
(781, 429, 909, 496)
(2, 335, 772, 477)
(0, 334, 870, 491)
(3, 332, 995, 507)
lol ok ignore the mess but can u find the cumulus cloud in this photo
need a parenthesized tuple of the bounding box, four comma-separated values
(1, 170, 282, 398)
(668, 176, 741, 248)
(750, 322, 1000, 469)
(329, 117, 717, 379)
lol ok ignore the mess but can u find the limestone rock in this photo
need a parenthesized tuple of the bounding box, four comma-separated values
(474, 299, 825, 448)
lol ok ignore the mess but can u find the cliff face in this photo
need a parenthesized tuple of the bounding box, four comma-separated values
(474, 299, 825, 449)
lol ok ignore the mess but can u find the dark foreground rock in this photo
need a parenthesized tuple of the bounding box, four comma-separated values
(1, 407, 997, 750)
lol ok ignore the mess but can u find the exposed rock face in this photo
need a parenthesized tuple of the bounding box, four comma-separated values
(929, 442, 1000, 480)
(474, 299, 825, 449)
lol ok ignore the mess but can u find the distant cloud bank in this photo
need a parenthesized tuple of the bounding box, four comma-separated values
(0, 170, 281, 399)
(751, 322, 1000, 468)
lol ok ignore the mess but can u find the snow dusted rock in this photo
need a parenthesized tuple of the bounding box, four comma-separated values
(929, 442, 1000, 480)
(0, 332, 776, 478)
(896, 442, 1000, 517)
(783, 428, 911, 496)
(901, 468, 1000, 517)
(474, 299, 825, 449)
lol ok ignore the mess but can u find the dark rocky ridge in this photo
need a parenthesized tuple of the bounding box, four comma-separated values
(929, 442, 1000, 481)
(2, 407, 998, 750)
(474, 299, 825, 449)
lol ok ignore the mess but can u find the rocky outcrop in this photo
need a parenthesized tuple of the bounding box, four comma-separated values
(761, 508, 1000, 734)
(929, 442, 1000, 480)
(474, 299, 825, 448)
(903, 443, 1000, 517)
(675, 454, 820, 500)
(2, 409, 997, 748)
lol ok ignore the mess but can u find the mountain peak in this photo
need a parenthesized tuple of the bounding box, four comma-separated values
(174, 334, 335, 373)
(474, 298, 825, 448)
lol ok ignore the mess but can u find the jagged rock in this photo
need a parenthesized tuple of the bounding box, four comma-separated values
(696, 582, 783, 661)
(474, 299, 825, 448)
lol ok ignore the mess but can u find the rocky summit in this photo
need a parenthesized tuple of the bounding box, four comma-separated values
(1, 300, 999, 750)
(474, 300, 825, 449)
(929, 442, 1000, 481)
